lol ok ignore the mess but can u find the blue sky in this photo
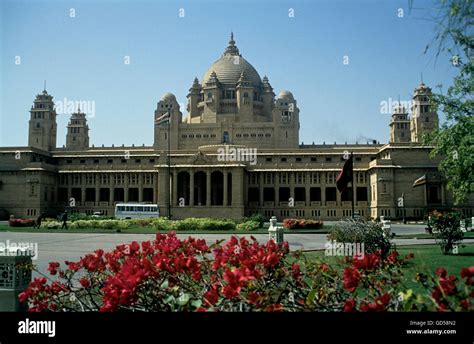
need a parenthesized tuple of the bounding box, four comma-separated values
(0, 0, 457, 147)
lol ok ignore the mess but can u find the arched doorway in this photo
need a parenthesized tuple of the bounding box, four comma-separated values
(177, 171, 190, 205)
(211, 171, 224, 205)
(194, 171, 206, 206)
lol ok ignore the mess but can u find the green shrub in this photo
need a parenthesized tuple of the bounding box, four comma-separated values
(328, 219, 392, 257)
(151, 217, 236, 231)
(241, 213, 265, 227)
(236, 220, 260, 231)
(431, 211, 464, 255)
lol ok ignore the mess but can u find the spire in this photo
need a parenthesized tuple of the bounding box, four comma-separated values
(223, 32, 240, 56)
(420, 72, 424, 85)
(42, 80, 48, 94)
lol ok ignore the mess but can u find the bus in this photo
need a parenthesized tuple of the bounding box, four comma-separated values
(114, 203, 160, 219)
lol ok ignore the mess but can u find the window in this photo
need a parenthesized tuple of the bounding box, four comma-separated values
(149, 159, 155, 163)
(66, 160, 72, 164)
(355, 157, 362, 162)
(325, 157, 332, 162)
(80, 159, 85, 164)
(311, 157, 317, 162)
(121, 159, 127, 163)
(107, 159, 113, 164)
(223, 131, 229, 143)
(266, 157, 272, 162)
(93, 159, 99, 164)
(243, 92, 249, 98)
(281, 157, 287, 162)
(207, 92, 212, 100)
(424, 117, 430, 122)
(296, 157, 302, 162)
(135, 159, 141, 163)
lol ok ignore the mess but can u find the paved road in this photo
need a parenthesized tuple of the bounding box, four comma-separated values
(1, 224, 472, 276)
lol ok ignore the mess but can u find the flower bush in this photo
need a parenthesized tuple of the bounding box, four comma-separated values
(328, 219, 392, 258)
(9, 218, 35, 227)
(430, 211, 464, 254)
(19, 232, 472, 312)
(283, 218, 324, 230)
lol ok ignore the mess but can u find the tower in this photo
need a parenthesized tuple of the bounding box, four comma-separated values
(389, 100, 411, 143)
(28, 89, 57, 150)
(410, 83, 438, 142)
(66, 109, 90, 150)
(236, 71, 254, 121)
(187, 77, 202, 123)
(154, 92, 182, 149)
(273, 90, 300, 148)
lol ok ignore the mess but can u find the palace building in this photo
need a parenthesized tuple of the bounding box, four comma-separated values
(0, 34, 473, 221)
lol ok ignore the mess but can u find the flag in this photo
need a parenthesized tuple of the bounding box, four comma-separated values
(336, 155, 353, 192)
(155, 112, 170, 125)
(412, 175, 427, 188)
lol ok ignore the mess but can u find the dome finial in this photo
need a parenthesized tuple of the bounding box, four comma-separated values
(223, 32, 239, 56)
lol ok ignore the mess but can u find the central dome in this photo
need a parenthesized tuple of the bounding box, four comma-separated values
(202, 33, 262, 88)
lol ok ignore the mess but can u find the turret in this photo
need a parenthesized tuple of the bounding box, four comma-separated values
(28, 89, 57, 151)
(410, 83, 438, 143)
(65, 108, 90, 150)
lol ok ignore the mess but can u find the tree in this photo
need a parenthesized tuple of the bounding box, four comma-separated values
(414, 0, 473, 204)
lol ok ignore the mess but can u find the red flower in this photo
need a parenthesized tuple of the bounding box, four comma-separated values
(343, 267, 360, 292)
(435, 268, 447, 278)
(353, 253, 380, 271)
(203, 285, 219, 306)
(460, 266, 474, 278)
(47, 262, 60, 275)
(292, 263, 301, 280)
(343, 298, 356, 312)
(79, 277, 91, 288)
(360, 293, 390, 312)
(264, 304, 283, 312)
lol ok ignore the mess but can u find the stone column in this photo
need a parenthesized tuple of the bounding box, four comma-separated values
(81, 186, 86, 207)
(289, 172, 295, 204)
(124, 173, 129, 203)
(173, 170, 178, 206)
(95, 174, 100, 206)
(206, 170, 211, 206)
(153, 172, 158, 204)
(138, 174, 143, 203)
(109, 185, 114, 206)
(223, 170, 228, 206)
(189, 170, 194, 206)
(305, 172, 311, 207)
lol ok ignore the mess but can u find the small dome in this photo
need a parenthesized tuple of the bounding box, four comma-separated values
(277, 90, 294, 99)
(161, 92, 177, 101)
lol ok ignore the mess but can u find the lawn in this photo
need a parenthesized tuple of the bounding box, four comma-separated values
(303, 243, 474, 294)
(395, 231, 474, 239)
(0, 223, 331, 235)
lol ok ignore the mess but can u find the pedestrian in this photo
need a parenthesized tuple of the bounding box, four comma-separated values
(34, 213, 43, 229)
(61, 211, 68, 229)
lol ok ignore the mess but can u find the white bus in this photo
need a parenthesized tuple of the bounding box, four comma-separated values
(114, 203, 160, 219)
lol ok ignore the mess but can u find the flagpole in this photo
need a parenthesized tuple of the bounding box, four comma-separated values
(351, 152, 355, 219)
(167, 111, 171, 220)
